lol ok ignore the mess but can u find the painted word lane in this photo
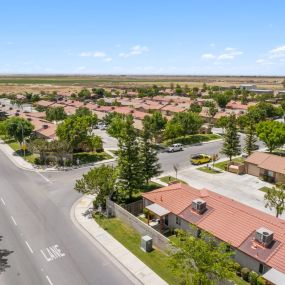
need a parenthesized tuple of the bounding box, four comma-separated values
(41, 244, 66, 262)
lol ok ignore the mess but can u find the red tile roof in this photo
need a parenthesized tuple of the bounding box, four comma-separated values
(142, 183, 285, 273)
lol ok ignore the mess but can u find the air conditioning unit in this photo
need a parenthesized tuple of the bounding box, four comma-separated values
(255, 227, 274, 248)
(192, 199, 207, 214)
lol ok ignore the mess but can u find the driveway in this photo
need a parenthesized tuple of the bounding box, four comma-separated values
(163, 166, 285, 219)
(92, 129, 118, 149)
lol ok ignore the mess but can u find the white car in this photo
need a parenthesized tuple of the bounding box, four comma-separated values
(167, 143, 183, 152)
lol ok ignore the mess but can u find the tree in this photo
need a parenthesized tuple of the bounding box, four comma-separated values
(244, 122, 258, 156)
(77, 88, 91, 100)
(189, 102, 202, 113)
(216, 116, 229, 134)
(140, 125, 162, 184)
(214, 93, 231, 108)
(88, 135, 103, 152)
(207, 105, 218, 124)
(75, 107, 92, 117)
(170, 228, 235, 285)
(264, 183, 285, 218)
(107, 114, 127, 138)
(75, 165, 117, 209)
(221, 114, 241, 161)
(46, 106, 67, 122)
(6, 117, 34, 144)
(143, 111, 167, 142)
(117, 116, 143, 201)
(256, 121, 285, 152)
(164, 120, 183, 141)
(168, 112, 203, 137)
(56, 115, 97, 150)
(282, 79, 285, 89)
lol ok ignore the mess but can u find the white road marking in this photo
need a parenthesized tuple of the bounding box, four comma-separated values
(36, 171, 52, 183)
(11, 216, 17, 226)
(25, 241, 34, 254)
(46, 275, 53, 285)
(41, 244, 65, 262)
(1, 197, 6, 206)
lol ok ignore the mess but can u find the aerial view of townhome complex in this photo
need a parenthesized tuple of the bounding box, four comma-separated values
(1, 1, 285, 285)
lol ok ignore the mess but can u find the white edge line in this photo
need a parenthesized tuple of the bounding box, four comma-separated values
(36, 171, 51, 183)
(11, 216, 17, 226)
(1, 197, 6, 206)
(25, 241, 34, 254)
(46, 275, 53, 285)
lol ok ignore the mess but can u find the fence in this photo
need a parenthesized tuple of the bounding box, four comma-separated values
(106, 199, 170, 251)
(122, 200, 143, 216)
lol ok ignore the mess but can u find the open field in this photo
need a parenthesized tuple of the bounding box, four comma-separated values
(0, 75, 284, 93)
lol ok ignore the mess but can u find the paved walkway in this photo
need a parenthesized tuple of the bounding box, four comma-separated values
(72, 195, 168, 285)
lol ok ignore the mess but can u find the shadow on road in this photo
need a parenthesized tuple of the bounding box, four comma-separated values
(0, 236, 13, 274)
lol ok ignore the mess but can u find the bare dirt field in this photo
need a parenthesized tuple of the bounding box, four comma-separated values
(0, 75, 284, 93)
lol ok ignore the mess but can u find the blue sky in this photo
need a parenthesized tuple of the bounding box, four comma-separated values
(0, 0, 285, 75)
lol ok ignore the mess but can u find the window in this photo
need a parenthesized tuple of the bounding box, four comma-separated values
(259, 263, 264, 274)
(176, 216, 181, 226)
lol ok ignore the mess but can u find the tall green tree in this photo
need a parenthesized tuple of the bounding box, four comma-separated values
(170, 228, 235, 285)
(143, 112, 167, 142)
(117, 116, 143, 201)
(214, 93, 231, 108)
(56, 115, 97, 150)
(221, 114, 241, 161)
(75, 165, 117, 209)
(264, 183, 285, 218)
(6, 117, 34, 144)
(140, 125, 162, 184)
(46, 106, 67, 122)
(244, 122, 258, 156)
(256, 121, 285, 152)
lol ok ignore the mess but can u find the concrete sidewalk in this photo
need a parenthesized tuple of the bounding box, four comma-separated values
(0, 140, 35, 171)
(72, 195, 168, 285)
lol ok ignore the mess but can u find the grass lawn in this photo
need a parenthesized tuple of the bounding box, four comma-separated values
(259, 186, 272, 193)
(0, 136, 38, 164)
(73, 152, 112, 165)
(160, 176, 187, 185)
(215, 157, 244, 171)
(197, 166, 222, 174)
(94, 214, 182, 285)
(163, 133, 222, 147)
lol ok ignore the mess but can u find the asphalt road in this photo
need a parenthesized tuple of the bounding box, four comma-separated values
(0, 151, 135, 285)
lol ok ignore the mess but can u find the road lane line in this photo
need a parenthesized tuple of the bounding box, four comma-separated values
(1, 197, 6, 206)
(25, 241, 34, 254)
(36, 171, 52, 183)
(11, 216, 17, 226)
(46, 275, 53, 285)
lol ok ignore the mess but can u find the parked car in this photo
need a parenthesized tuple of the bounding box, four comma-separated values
(97, 122, 107, 130)
(190, 154, 212, 165)
(167, 143, 183, 152)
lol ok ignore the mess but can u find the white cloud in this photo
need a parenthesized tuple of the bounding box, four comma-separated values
(119, 45, 149, 58)
(201, 47, 243, 62)
(269, 45, 285, 58)
(256, 59, 273, 65)
(201, 53, 215, 60)
(77, 66, 87, 71)
(79, 51, 106, 58)
(103, 57, 112, 62)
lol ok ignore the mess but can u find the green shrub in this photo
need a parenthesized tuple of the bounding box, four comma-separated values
(249, 271, 258, 285)
(256, 276, 266, 285)
(233, 262, 242, 276)
(241, 267, 250, 281)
